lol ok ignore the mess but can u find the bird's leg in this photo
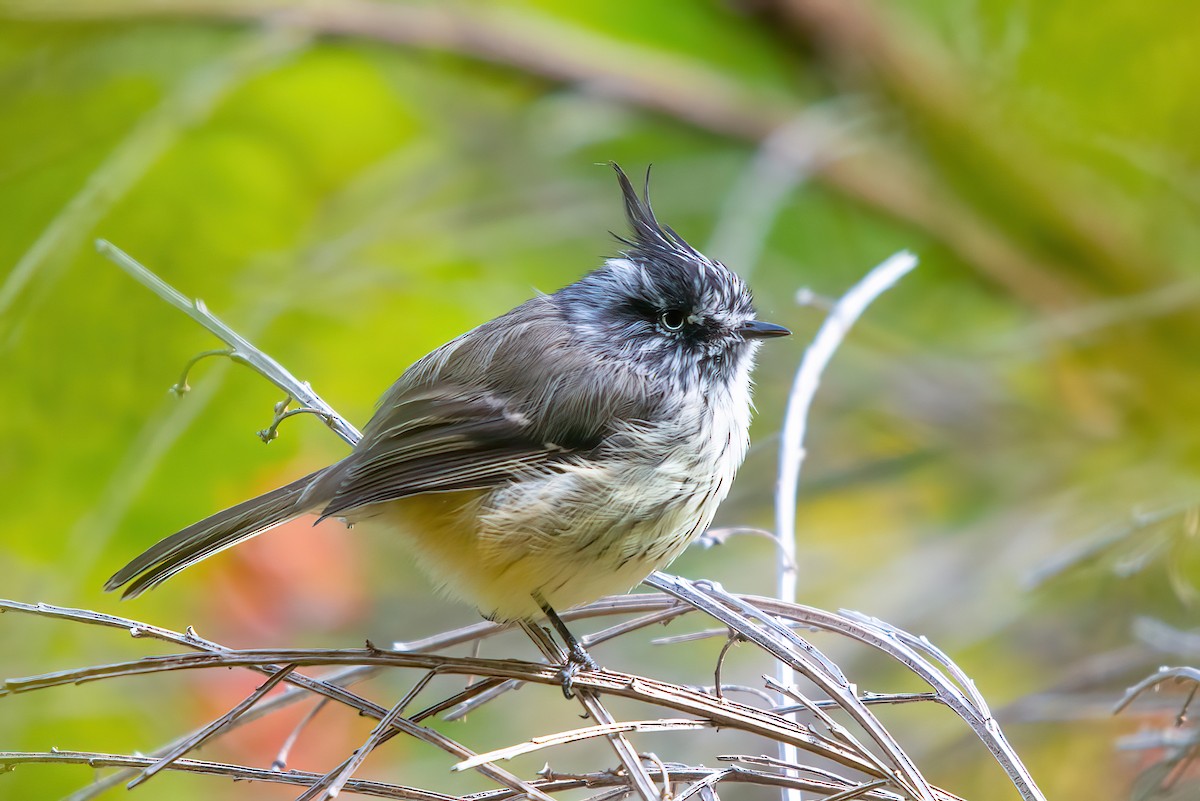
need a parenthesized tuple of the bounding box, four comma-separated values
(532, 592, 598, 699)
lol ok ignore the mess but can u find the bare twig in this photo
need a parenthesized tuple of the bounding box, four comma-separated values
(0, 600, 548, 801)
(169, 348, 233, 395)
(257, 405, 335, 443)
(454, 719, 706, 771)
(519, 619, 663, 801)
(823, 779, 891, 801)
(0, 599, 925, 780)
(1113, 666, 1200, 716)
(0, 750, 454, 799)
(299, 695, 415, 801)
(674, 768, 733, 801)
(691, 527, 796, 570)
(771, 250, 918, 798)
(645, 573, 934, 800)
(642, 580, 1047, 800)
(441, 679, 522, 722)
(2, 583, 1039, 799)
(836, 609, 1044, 799)
(59, 669, 368, 801)
(95, 240, 362, 446)
(713, 632, 742, 700)
(774, 251, 919, 592)
(1112, 666, 1200, 798)
(763, 675, 894, 780)
(273, 698, 329, 771)
(128, 664, 297, 789)
(0, 749, 942, 800)
(773, 692, 940, 714)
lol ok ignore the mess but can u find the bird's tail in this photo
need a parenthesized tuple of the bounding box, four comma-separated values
(104, 470, 324, 599)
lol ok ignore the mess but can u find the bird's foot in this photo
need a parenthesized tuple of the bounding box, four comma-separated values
(558, 641, 600, 699)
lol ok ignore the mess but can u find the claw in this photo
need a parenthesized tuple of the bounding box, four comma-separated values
(531, 591, 602, 699)
(558, 642, 599, 699)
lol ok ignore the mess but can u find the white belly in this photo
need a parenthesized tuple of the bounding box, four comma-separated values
(357, 396, 748, 621)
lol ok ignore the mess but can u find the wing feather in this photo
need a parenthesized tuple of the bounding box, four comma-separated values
(315, 389, 574, 519)
(312, 296, 662, 521)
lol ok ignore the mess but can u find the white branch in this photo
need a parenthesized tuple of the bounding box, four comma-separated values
(773, 250, 919, 800)
(453, 719, 706, 770)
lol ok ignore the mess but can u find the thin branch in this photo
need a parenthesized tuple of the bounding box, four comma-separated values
(0, 750, 930, 800)
(257, 405, 336, 443)
(865, 617, 990, 713)
(299, 695, 415, 801)
(714, 632, 742, 700)
(646, 573, 932, 800)
(128, 663, 297, 788)
(774, 250, 918, 593)
(674, 768, 733, 801)
(441, 679, 521, 722)
(408, 677, 509, 724)
(691, 527, 796, 570)
(6, 649, 553, 798)
(834, 609, 1045, 800)
(59, 668, 369, 801)
(0, 750, 453, 800)
(1114, 666, 1200, 716)
(273, 698, 329, 771)
(1, 588, 1037, 798)
(95, 240, 362, 446)
(763, 675, 895, 780)
(772, 250, 918, 800)
(823, 780, 891, 801)
(169, 348, 234, 395)
(0, 600, 548, 801)
(698, 684, 779, 707)
(773, 692, 940, 714)
(2, 640, 886, 774)
(519, 619, 662, 801)
(585, 605, 690, 648)
(454, 719, 706, 771)
(0, 596, 688, 719)
(300, 668, 504, 801)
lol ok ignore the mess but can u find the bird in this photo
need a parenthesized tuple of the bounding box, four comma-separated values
(106, 163, 789, 671)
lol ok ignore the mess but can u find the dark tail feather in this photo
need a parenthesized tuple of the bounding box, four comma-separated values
(105, 470, 324, 599)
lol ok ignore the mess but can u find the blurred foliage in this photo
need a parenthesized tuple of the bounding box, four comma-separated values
(2, 0, 1199, 799)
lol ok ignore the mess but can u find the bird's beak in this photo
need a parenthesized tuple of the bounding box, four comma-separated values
(739, 319, 791, 339)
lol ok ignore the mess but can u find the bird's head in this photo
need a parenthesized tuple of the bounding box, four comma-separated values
(557, 163, 789, 394)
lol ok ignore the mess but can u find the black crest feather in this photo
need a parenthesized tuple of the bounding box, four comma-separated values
(610, 163, 704, 264)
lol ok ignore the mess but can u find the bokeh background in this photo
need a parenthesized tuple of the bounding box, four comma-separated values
(3, 1, 1199, 799)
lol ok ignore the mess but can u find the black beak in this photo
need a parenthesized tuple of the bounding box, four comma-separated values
(739, 319, 791, 339)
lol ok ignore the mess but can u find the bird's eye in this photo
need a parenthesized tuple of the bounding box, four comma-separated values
(659, 309, 686, 331)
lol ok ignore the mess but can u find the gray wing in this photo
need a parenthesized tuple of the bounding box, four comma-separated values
(312, 296, 660, 520)
(313, 387, 570, 519)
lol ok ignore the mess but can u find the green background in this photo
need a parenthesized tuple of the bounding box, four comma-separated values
(2, 1, 1198, 798)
